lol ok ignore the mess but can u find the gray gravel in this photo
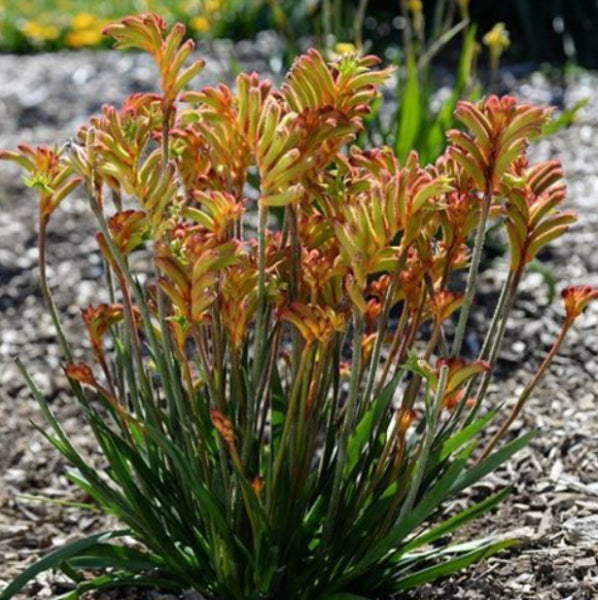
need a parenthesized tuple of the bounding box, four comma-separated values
(0, 44, 597, 599)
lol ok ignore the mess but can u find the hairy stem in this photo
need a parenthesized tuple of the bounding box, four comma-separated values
(322, 312, 365, 547)
(253, 203, 269, 384)
(288, 204, 302, 377)
(451, 188, 492, 358)
(361, 247, 408, 416)
(478, 321, 570, 461)
(397, 364, 448, 521)
(37, 212, 73, 363)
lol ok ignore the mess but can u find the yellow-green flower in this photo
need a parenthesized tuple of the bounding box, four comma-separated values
(408, 0, 424, 40)
(408, 0, 423, 13)
(334, 42, 356, 55)
(483, 22, 510, 72)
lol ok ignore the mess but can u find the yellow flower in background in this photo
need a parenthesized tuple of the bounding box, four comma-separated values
(407, 0, 424, 41)
(483, 22, 510, 51)
(408, 0, 423, 13)
(190, 16, 210, 32)
(483, 22, 510, 72)
(22, 21, 60, 42)
(66, 27, 103, 47)
(72, 13, 97, 30)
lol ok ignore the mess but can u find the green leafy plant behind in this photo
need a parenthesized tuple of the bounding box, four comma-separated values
(2, 13, 596, 600)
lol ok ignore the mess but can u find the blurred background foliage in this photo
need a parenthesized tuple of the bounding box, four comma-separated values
(1, 0, 597, 69)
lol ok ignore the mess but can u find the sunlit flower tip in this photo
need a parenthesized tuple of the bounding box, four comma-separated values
(65, 362, 96, 385)
(81, 303, 131, 352)
(398, 408, 416, 434)
(365, 299, 382, 325)
(281, 303, 347, 345)
(443, 390, 465, 411)
(107, 210, 150, 255)
(416, 358, 435, 380)
(361, 333, 377, 363)
(430, 291, 464, 322)
(339, 361, 351, 378)
(562, 285, 598, 323)
(345, 275, 367, 313)
(251, 475, 265, 496)
(210, 409, 235, 447)
(437, 357, 491, 394)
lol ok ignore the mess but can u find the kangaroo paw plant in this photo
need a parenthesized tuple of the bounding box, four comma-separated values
(2, 13, 596, 600)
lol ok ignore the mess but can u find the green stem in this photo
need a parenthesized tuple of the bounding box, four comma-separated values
(322, 312, 365, 547)
(253, 203, 268, 384)
(268, 346, 313, 514)
(322, 0, 332, 53)
(257, 326, 283, 445)
(465, 268, 523, 424)
(450, 188, 492, 358)
(396, 365, 448, 521)
(288, 204, 302, 377)
(361, 247, 408, 416)
(373, 299, 410, 397)
(162, 104, 171, 174)
(450, 269, 515, 428)
(37, 212, 73, 363)
(353, 0, 369, 50)
(478, 321, 570, 461)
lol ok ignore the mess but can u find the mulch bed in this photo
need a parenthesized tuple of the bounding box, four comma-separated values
(0, 47, 597, 599)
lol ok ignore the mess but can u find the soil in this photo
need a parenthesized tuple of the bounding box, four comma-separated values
(0, 44, 597, 600)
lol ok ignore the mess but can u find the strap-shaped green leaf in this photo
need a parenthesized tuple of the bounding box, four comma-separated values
(0, 530, 129, 600)
(345, 372, 401, 476)
(451, 430, 536, 494)
(395, 486, 511, 558)
(393, 538, 517, 590)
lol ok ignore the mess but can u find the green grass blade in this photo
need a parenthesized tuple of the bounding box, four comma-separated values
(345, 372, 401, 476)
(65, 542, 164, 571)
(54, 571, 183, 600)
(396, 486, 512, 557)
(395, 55, 421, 162)
(542, 98, 589, 137)
(324, 594, 372, 600)
(451, 431, 536, 494)
(0, 530, 129, 600)
(439, 410, 498, 461)
(393, 538, 517, 590)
